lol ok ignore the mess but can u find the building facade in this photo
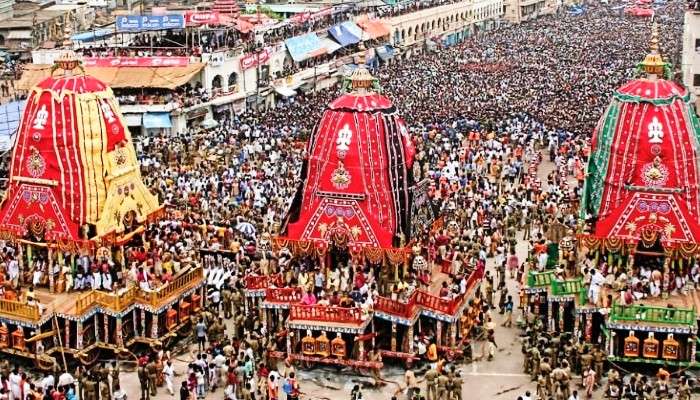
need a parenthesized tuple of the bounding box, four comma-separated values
(682, 6, 700, 113)
(27, 0, 507, 134)
(504, 0, 559, 24)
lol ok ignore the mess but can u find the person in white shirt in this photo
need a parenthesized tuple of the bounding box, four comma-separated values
(40, 374, 54, 396)
(8, 369, 21, 400)
(7, 257, 18, 288)
(113, 384, 127, 400)
(588, 269, 605, 306)
(163, 360, 175, 395)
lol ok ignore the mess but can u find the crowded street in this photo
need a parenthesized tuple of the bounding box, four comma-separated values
(0, 0, 697, 399)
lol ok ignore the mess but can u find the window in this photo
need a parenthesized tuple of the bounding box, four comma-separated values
(694, 74, 700, 87)
(696, 38, 700, 51)
(212, 75, 223, 89)
(228, 73, 238, 90)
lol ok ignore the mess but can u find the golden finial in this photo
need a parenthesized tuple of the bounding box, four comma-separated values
(62, 16, 74, 49)
(649, 23, 659, 53)
(348, 48, 376, 92)
(639, 22, 666, 78)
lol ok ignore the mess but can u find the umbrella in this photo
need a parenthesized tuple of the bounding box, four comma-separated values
(58, 372, 75, 387)
(236, 221, 257, 238)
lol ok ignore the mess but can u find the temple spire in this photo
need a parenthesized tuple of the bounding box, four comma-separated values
(52, 17, 84, 75)
(639, 23, 666, 78)
(348, 57, 375, 93)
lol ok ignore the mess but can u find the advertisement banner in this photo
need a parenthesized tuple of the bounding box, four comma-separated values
(82, 57, 190, 67)
(116, 14, 185, 31)
(240, 48, 271, 70)
(185, 11, 220, 25)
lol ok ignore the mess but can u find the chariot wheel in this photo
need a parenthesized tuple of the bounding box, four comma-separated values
(77, 347, 100, 366)
(177, 322, 192, 337)
(33, 355, 57, 371)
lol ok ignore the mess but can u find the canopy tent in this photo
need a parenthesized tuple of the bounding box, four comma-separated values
(285, 33, 327, 62)
(123, 113, 142, 126)
(328, 21, 363, 46)
(16, 63, 205, 90)
(0, 100, 24, 152)
(274, 86, 297, 97)
(375, 45, 395, 60)
(7, 30, 32, 40)
(143, 112, 172, 129)
(320, 37, 342, 54)
(71, 28, 114, 42)
(356, 18, 390, 40)
(235, 18, 255, 33)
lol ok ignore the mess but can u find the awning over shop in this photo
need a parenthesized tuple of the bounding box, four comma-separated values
(285, 32, 326, 62)
(16, 63, 205, 90)
(123, 113, 142, 126)
(320, 38, 342, 54)
(274, 86, 297, 98)
(356, 18, 390, 40)
(375, 45, 394, 60)
(235, 18, 255, 33)
(71, 28, 114, 42)
(7, 30, 32, 40)
(142, 112, 172, 129)
(328, 21, 362, 46)
(0, 100, 24, 152)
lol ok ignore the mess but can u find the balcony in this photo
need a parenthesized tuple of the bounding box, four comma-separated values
(74, 266, 204, 314)
(550, 277, 586, 303)
(244, 274, 284, 290)
(610, 303, 696, 327)
(136, 267, 203, 309)
(374, 265, 484, 320)
(289, 304, 365, 325)
(0, 299, 40, 322)
(527, 270, 554, 287)
(265, 287, 303, 304)
(375, 294, 417, 319)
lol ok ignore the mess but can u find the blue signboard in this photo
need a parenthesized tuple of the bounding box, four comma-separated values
(116, 14, 185, 32)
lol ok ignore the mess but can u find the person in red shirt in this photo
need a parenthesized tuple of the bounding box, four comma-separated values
(267, 375, 279, 400)
(353, 268, 365, 290)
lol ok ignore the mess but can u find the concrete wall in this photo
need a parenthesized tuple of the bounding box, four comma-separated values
(682, 10, 700, 109)
(385, 0, 501, 47)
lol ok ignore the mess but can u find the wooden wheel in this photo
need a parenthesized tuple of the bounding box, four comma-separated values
(159, 334, 174, 349)
(77, 347, 100, 366)
(33, 355, 57, 371)
(176, 322, 192, 337)
(116, 348, 136, 361)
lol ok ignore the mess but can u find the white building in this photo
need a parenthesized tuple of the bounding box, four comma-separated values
(504, 0, 558, 24)
(681, 6, 700, 113)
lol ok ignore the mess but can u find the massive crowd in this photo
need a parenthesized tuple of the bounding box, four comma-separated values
(0, 1, 694, 400)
